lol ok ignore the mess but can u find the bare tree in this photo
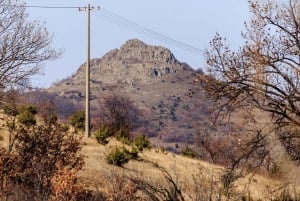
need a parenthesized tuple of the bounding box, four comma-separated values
(0, 0, 60, 89)
(201, 0, 300, 162)
(102, 94, 142, 133)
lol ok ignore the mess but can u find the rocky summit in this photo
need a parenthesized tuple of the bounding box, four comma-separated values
(47, 39, 213, 151)
(50, 39, 191, 87)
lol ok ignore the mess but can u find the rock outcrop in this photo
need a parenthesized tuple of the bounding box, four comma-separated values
(51, 39, 192, 89)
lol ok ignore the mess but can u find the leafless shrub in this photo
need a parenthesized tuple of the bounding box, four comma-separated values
(104, 169, 139, 201)
(101, 94, 143, 134)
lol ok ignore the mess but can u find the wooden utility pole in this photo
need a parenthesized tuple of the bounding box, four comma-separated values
(86, 4, 91, 137)
(79, 4, 99, 137)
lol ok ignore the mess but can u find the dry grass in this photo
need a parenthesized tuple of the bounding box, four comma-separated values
(78, 136, 299, 200)
(0, 112, 299, 200)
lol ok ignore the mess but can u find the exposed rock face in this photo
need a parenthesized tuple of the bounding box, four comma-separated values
(51, 39, 191, 89)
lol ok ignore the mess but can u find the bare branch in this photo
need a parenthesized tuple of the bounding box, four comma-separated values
(0, 0, 61, 89)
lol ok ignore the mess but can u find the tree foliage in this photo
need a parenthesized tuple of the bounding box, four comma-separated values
(0, 0, 60, 88)
(201, 0, 300, 162)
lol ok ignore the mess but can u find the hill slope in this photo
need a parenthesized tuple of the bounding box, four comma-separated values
(0, 117, 290, 200)
(47, 39, 217, 150)
(79, 136, 289, 200)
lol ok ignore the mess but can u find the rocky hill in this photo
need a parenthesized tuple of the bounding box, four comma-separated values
(47, 39, 222, 151)
(49, 39, 193, 90)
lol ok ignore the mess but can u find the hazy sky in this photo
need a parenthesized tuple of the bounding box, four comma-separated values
(25, 1, 251, 87)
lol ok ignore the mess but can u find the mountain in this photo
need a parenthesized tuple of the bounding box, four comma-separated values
(47, 39, 217, 151)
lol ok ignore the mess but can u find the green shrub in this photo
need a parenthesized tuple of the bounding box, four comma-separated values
(115, 129, 130, 144)
(106, 146, 139, 166)
(3, 103, 19, 116)
(180, 146, 197, 158)
(133, 134, 151, 151)
(94, 126, 112, 145)
(129, 146, 139, 160)
(3, 103, 38, 118)
(17, 110, 36, 126)
(69, 111, 85, 131)
(106, 147, 130, 166)
(19, 105, 38, 115)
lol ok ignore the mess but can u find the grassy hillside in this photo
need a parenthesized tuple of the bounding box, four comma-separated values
(0, 110, 299, 200)
(78, 136, 298, 200)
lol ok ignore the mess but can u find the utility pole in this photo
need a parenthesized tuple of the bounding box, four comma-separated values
(79, 4, 99, 137)
(86, 4, 91, 138)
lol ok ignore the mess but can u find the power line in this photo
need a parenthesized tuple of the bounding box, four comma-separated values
(4, 3, 203, 55)
(92, 8, 204, 55)
(3, 4, 80, 9)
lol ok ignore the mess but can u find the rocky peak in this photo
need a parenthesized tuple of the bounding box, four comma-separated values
(120, 39, 147, 49)
(117, 39, 179, 65)
(52, 39, 193, 87)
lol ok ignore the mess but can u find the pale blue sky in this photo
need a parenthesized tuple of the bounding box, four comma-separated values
(25, 1, 251, 87)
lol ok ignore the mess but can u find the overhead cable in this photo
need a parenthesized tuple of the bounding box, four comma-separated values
(92, 8, 203, 55)
(2, 3, 204, 55)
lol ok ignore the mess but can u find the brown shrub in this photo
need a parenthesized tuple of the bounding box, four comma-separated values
(0, 120, 83, 200)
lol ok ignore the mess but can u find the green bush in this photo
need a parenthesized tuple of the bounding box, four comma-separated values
(17, 110, 36, 126)
(133, 134, 151, 151)
(106, 146, 139, 166)
(129, 146, 139, 160)
(69, 111, 85, 131)
(180, 146, 197, 158)
(106, 147, 130, 166)
(94, 126, 112, 145)
(3, 103, 19, 116)
(18, 105, 38, 115)
(115, 129, 130, 144)
(3, 103, 38, 118)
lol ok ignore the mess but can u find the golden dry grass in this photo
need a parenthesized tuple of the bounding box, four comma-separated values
(78, 136, 299, 200)
(0, 113, 298, 200)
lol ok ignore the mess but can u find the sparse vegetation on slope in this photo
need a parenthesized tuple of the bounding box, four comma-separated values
(0, 0, 299, 199)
